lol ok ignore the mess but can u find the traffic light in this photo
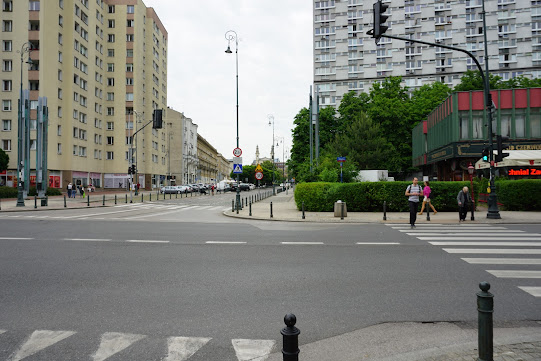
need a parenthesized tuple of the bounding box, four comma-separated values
(373, 0, 389, 42)
(482, 147, 490, 162)
(495, 135, 510, 162)
(128, 167, 132, 175)
(152, 109, 163, 129)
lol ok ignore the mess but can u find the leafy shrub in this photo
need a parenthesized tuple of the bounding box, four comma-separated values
(295, 181, 473, 212)
(0, 186, 18, 199)
(497, 180, 541, 211)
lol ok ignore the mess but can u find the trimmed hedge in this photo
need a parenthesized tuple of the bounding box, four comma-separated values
(497, 180, 541, 211)
(295, 181, 473, 212)
(0, 186, 62, 199)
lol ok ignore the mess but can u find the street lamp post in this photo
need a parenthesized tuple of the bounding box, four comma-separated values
(268, 114, 275, 195)
(276, 136, 285, 190)
(468, 162, 475, 221)
(225, 30, 242, 212)
(132, 110, 144, 195)
(16, 43, 33, 207)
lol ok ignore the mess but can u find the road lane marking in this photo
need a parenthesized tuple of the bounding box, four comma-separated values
(400, 229, 523, 233)
(444, 248, 541, 254)
(462, 258, 541, 265)
(431, 242, 541, 246)
(518, 287, 541, 297)
(408, 233, 536, 237)
(391, 225, 500, 228)
(419, 237, 541, 241)
(9, 330, 76, 361)
(356, 242, 400, 245)
(63, 208, 147, 219)
(281, 242, 324, 245)
(64, 238, 111, 242)
(487, 270, 541, 278)
(232, 339, 276, 361)
(0, 237, 33, 240)
(0, 330, 5, 335)
(126, 240, 170, 243)
(205, 241, 247, 244)
(164, 336, 211, 361)
(128, 208, 190, 219)
(92, 332, 146, 361)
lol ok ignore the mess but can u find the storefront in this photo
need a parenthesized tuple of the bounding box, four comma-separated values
(72, 171, 89, 187)
(104, 173, 130, 189)
(475, 150, 541, 179)
(89, 172, 102, 188)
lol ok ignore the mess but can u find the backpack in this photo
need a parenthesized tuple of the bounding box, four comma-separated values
(406, 184, 422, 196)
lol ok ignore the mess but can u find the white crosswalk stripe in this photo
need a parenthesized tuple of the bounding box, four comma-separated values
(387, 223, 541, 297)
(0, 329, 275, 360)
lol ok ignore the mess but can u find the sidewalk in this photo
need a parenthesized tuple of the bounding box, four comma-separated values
(224, 189, 541, 224)
(0, 189, 212, 212)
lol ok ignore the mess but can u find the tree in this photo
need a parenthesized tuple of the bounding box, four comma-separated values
(409, 82, 453, 126)
(0, 148, 8, 173)
(453, 70, 503, 91)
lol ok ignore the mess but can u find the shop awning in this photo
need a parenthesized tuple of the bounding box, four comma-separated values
(475, 150, 541, 170)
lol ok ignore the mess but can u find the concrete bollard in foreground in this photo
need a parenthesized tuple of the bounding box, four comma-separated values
(281, 314, 300, 361)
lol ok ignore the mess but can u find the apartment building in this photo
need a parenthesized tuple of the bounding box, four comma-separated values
(0, 0, 169, 190)
(313, 0, 541, 107)
(197, 134, 218, 184)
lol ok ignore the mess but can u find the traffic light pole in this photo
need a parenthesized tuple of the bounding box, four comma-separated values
(376, 32, 501, 218)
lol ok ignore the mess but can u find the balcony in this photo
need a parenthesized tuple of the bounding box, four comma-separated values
(28, 70, 39, 81)
(28, 30, 39, 41)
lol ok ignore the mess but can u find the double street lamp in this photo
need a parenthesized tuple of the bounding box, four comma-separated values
(16, 42, 33, 207)
(225, 30, 241, 212)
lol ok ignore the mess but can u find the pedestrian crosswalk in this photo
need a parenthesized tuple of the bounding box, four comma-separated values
(387, 223, 541, 298)
(0, 329, 276, 360)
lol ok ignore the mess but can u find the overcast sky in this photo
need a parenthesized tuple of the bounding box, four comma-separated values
(143, 0, 313, 165)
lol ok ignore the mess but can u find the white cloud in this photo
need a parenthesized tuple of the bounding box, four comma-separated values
(143, 0, 313, 164)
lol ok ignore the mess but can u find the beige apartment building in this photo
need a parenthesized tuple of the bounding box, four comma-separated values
(1, 0, 169, 190)
(197, 133, 217, 184)
(217, 153, 230, 182)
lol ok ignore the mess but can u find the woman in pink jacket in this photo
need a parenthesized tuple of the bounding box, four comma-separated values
(418, 181, 437, 215)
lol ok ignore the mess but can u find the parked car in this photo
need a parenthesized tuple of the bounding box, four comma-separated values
(248, 183, 256, 190)
(175, 185, 190, 193)
(160, 186, 180, 194)
(239, 183, 250, 191)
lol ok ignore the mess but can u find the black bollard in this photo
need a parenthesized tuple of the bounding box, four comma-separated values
(270, 202, 273, 218)
(115, 194, 117, 205)
(164, 192, 166, 200)
(341, 201, 344, 220)
(427, 201, 431, 221)
(88, 194, 90, 207)
(175, 192, 177, 199)
(102, 195, 105, 206)
(150, 193, 152, 202)
(125, 194, 128, 203)
(281, 314, 300, 361)
(383, 201, 387, 221)
(142, 193, 144, 202)
(302, 201, 305, 219)
(232, 200, 235, 212)
(242, 198, 244, 208)
(249, 201, 252, 216)
(64, 195, 67, 208)
(477, 282, 494, 361)
(45, 195, 48, 206)
(471, 199, 475, 221)
(169, 192, 172, 200)
(34, 194, 37, 209)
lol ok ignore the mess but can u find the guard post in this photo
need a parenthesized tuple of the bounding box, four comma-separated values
(477, 282, 494, 361)
(383, 201, 387, 221)
(281, 314, 300, 361)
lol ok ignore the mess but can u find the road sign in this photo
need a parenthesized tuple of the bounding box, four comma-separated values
(233, 147, 242, 157)
(233, 164, 243, 174)
(255, 163, 263, 172)
(337, 157, 347, 162)
(255, 171, 263, 180)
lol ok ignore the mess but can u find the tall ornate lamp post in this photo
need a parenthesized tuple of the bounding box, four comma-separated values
(16, 43, 33, 207)
(276, 136, 285, 189)
(468, 162, 475, 221)
(225, 30, 241, 212)
(268, 114, 275, 195)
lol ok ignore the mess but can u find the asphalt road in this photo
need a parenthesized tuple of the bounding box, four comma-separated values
(0, 195, 540, 360)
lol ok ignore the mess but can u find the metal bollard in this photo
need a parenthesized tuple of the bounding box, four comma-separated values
(176, 192, 178, 199)
(232, 200, 235, 212)
(427, 201, 431, 221)
(45, 195, 48, 206)
(281, 314, 300, 361)
(302, 201, 305, 219)
(64, 195, 67, 208)
(383, 201, 387, 221)
(270, 202, 273, 218)
(249, 201, 252, 216)
(150, 193, 152, 202)
(125, 194, 128, 203)
(164, 192, 166, 200)
(103, 195, 105, 206)
(34, 194, 37, 209)
(142, 193, 144, 202)
(471, 199, 475, 221)
(477, 282, 494, 361)
(88, 194, 90, 207)
(191, 191, 193, 197)
(242, 198, 244, 208)
(115, 195, 117, 205)
(341, 201, 344, 220)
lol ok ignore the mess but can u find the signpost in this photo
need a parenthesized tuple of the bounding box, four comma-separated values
(337, 157, 346, 183)
(255, 171, 263, 180)
(233, 147, 242, 157)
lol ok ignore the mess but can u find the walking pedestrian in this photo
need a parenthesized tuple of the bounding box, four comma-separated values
(457, 186, 472, 222)
(405, 177, 423, 229)
(79, 185, 84, 198)
(67, 182, 72, 198)
(418, 181, 437, 215)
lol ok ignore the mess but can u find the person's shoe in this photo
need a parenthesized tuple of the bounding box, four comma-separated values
(434, 211, 438, 214)
(411, 225, 414, 229)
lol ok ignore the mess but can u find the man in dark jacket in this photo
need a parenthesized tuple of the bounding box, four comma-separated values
(457, 186, 472, 222)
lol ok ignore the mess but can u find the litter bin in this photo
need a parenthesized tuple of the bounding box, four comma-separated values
(41, 198, 47, 206)
(334, 200, 347, 217)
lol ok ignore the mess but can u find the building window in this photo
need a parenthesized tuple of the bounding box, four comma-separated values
(127, 5, 134, 13)
(59, 15, 63, 26)
(58, 51, 63, 63)
(108, 19, 115, 28)
(2, 99, 11, 111)
(107, 92, 114, 101)
(1, 139, 11, 151)
(2, 20, 12, 32)
(2, 119, 11, 131)
(107, 34, 115, 43)
(58, 69, 62, 80)
(107, 78, 114, 86)
(106, 151, 113, 159)
(2, 40, 12, 52)
(107, 49, 114, 57)
(126, 63, 133, 72)
(126, 49, 133, 57)
(2, 80, 11, 91)
(2, 60, 12, 72)
(58, 33, 63, 45)
(108, 5, 114, 13)
(127, 19, 134, 27)
(57, 124, 61, 135)
(126, 93, 134, 101)
(126, 77, 133, 85)
(107, 63, 114, 72)
(29, 1, 40, 11)
(57, 143, 62, 154)
(107, 121, 114, 130)
(3, 1, 13, 12)
(126, 34, 134, 42)
(107, 107, 114, 115)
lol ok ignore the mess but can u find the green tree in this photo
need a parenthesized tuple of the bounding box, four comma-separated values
(409, 82, 452, 124)
(453, 70, 503, 91)
(0, 148, 8, 172)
